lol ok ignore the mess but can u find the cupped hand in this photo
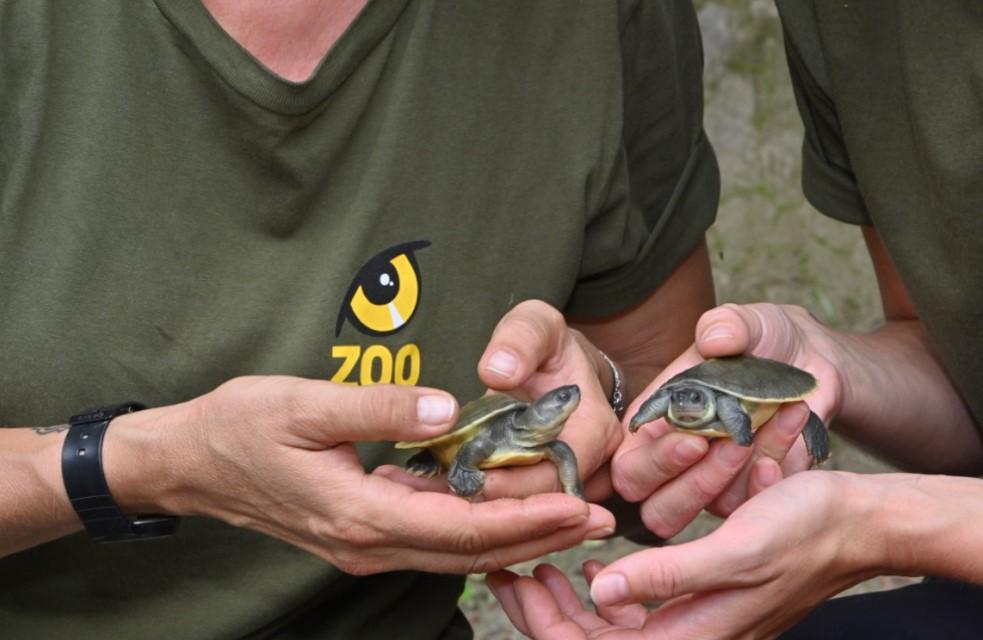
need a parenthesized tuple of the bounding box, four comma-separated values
(489, 465, 887, 639)
(612, 303, 844, 537)
(137, 375, 614, 575)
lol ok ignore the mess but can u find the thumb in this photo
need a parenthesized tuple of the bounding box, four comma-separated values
(283, 379, 459, 445)
(478, 299, 569, 389)
(696, 303, 802, 362)
(589, 534, 750, 606)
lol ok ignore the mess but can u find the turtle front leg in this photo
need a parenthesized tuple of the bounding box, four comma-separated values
(628, 388, 671, 433)
(803, 410, 831, 463)
(448, 435, 497, 498)
(716, 394, 754, 446)
(543, 440, 585, 500)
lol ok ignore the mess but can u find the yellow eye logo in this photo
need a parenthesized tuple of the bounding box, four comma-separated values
(335, 241, 431, 337)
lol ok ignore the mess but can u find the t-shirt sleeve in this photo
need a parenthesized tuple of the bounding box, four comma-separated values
(564, 0, 719, 318)
(777, 0, 871, 226)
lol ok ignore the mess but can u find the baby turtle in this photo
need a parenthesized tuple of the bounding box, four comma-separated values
(629, 355, 830, 462)
(395, 385, 585, 499)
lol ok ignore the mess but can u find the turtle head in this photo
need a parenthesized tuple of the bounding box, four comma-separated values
(515, 384, 581, 446)
(667, 384, 716, 428)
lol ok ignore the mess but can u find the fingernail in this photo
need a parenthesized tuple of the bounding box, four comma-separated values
(717, 441, 750, 466)
(591, 573, 629, 606)
(485, 350, 518, 378)
(674, 439, 706, 465)
(586, 526, 615, 540)
(417, 395, 455, 425)
(777, 403, 809, 435)
(701, 324, 735, 343)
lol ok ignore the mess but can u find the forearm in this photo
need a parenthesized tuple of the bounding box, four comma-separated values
(869, 473, 983, 584)
(0, 407, 181, 559)
(833, 319, 983, 473)
(574, 239, 715, 406)
(0, 427, 80, 557)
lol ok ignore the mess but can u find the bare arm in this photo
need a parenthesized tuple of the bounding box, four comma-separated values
(488, 468, 983, 640)
(0, 381, 614, 566)
(570, 239, 716, 406)
(0, 426, 81, 557)
(830, 228, 983, 470)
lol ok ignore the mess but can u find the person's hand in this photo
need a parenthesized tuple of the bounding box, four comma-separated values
(612, 303, 844, 537)
(105, 375, 615, 575)
(475, 300, 625, 501)
(487, 465, 890, 639)
(382, 300, 624, 502)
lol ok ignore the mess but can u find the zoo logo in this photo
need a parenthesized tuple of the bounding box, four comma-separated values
(331, 241, 430, 386)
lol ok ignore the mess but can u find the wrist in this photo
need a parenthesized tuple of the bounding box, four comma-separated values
(826, 472, 894, 576)
(874, 474, 983, 580)
(810, 323, 862, 427)
(31, 429, 83, 532)
(101, 403, 191, 516)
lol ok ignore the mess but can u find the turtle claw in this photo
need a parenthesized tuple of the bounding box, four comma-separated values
(406, 465, 440, 478)
(448, 462, 485, 498)
(406, 450, 442, 478)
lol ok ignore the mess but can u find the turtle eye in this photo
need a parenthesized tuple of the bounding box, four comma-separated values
(557, 389, 570, 402)
(335, 241, 430, 337)
(690, 391, 703, 404)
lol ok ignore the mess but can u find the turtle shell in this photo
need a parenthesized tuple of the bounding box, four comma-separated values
(664, 354, 817, 402)
(394, 393, 526, 449)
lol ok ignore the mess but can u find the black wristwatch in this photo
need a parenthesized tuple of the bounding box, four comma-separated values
(62, 402, 179, 542)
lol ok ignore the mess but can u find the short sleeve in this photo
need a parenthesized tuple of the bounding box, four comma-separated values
(564, 0, 719, 318)
(777, 0, 871, 226)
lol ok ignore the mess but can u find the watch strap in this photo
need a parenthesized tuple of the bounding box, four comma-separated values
(62, 402, 178, 542)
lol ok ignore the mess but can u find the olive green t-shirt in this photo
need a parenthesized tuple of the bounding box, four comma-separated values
(776, 0, 983, 430)
(0, 1, 718, 638)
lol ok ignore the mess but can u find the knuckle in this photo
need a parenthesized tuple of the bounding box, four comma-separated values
(345, 523, 384, 549)
(450, 526, 489, 555)
(611, 454, 652, 502)
(317, 514, 384, 550)
(707, 489, 742, 517)
(640, 498, 680, 539)
(331, 549, 379, 576)
(688, 469, 724, 505)
(505, 301, 566, 348)
(648, 557, 685, 599)
(280, 383, 319, 428)
(212, 375, 314, 429)
(356, 386, 409, 430)
(781, 303, 817, 324)
(515, 299, 563, 325)
(209, 376, 263, 410)
(467, 550, 505, 574)
(536, 302, 566, 333)
(649, 442, 682, 480)
(512, 316, 554, 350)
(746, 304, 798, 360)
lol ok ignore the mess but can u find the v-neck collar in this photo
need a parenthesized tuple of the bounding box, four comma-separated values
(153, 0, 411, 115)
